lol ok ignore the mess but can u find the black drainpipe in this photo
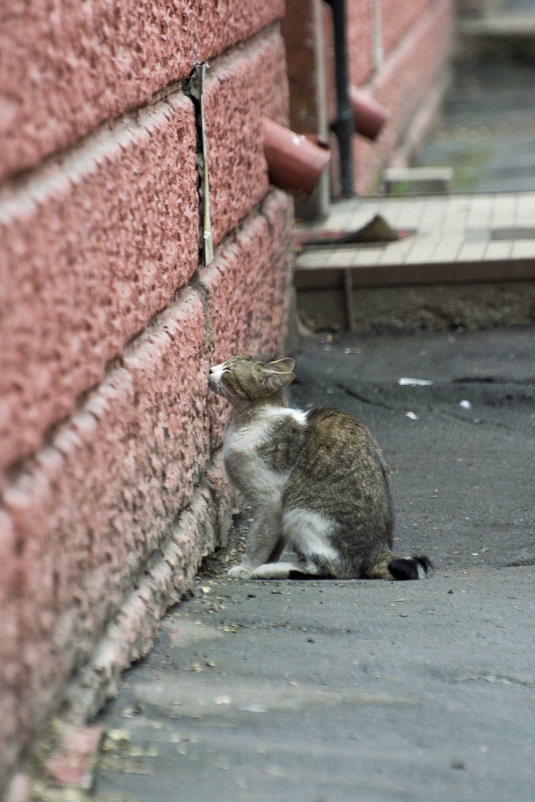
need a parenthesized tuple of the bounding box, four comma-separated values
(326, 0, 354, 196)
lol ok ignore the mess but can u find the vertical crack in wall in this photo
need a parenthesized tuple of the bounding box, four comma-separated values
(184, 63, 213, 268)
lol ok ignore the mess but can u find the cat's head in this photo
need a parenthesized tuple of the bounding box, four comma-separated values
(209, 355, 295, 405)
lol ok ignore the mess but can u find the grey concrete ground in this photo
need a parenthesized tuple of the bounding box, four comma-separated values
(94, 326, 535, 802)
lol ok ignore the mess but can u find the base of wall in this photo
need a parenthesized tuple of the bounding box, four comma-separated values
(63, 451, 236, 723)
(298, 280, 535, 333)
(18, 449, 238, 797)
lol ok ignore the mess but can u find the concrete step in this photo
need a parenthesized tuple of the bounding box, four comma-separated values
(457, 11, 535, 61)
(294, 193, 535, 332)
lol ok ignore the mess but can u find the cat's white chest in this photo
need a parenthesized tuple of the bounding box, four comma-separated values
(224, 408, 307, 505)
(224, 417, 270, 457)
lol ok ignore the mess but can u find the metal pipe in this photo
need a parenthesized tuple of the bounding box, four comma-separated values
(326, 0, 354, 196)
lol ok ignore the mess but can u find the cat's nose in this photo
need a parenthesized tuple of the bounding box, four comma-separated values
(209, 363, 225, 383)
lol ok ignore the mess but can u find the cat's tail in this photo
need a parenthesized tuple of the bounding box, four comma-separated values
(388, 554, 433, 580)
(364, 552, 433, 580)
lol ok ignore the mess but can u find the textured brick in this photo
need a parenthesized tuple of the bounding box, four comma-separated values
(0, 453, 235, 786)
(0, 92, 198, 479)
(65, 462, 235, 720)
(380, 0, 435, 56)
(374, 0, 453, 149)
(0, 0, 284, 181)
(44, 724, 103, 790)
(201, 190, 294, 449)
(282, 0, 324, 132)
(122, 290, 211, 530)
(202, 192, 292, 361)
(0, 3, 295, 793)
(262, 189, 296, 340)
(0, 289, 214, 767)
(347, 0, 374, 87)
(353, 0, 453, 194)
(204, 29, 289, 246)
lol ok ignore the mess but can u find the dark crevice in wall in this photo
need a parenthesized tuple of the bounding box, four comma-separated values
(183, 63, 209, 266)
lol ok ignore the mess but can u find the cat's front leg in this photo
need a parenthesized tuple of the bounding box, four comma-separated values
(227, 511, 282, 580)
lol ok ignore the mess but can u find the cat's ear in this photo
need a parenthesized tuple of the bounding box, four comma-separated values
(261, 368, 295, 393)
(269, 358, 295, 373)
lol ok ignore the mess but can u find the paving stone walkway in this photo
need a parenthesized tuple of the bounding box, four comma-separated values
(295, 192, 535, 289)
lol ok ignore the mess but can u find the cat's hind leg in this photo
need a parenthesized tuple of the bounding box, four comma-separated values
(229, 508, 340, 580)
(281, 507, 339, 577)
(241, 508, 341, 579)
(249, 561, 304, 580)
(249, 555, 330, 580)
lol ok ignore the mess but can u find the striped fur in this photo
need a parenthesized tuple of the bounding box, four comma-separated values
(209, 356, 433, 581)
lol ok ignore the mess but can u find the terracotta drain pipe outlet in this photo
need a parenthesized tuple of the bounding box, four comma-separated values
(349, 87, 390, 141)
(263, 118, 331, 197)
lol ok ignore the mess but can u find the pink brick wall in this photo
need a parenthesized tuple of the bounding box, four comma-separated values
(0, 94, 199, 480)
(380, 0, 436, 57)
(348, 0, 454, 194)
(0, 0, 284, 181)
(347, 0, 375, 87)
(0, 1, 293, 792)
(203, 32, 289, 246)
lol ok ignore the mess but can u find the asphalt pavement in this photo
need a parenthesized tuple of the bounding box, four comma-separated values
(93, 325, 535, 802)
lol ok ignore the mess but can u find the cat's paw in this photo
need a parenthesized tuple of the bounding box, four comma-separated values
(227, 564, 253, 580)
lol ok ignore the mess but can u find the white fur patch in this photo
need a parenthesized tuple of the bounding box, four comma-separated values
(209, 363, 226, 383)
(250, 562, 299, 579)
(224, 417, 289, 505)
(416, 561, 432, 579)
(228, 564, 254, 579)
(253, 406, 309, 426)
(281, 408, 309, 426)
(224, 416, 276, 463)
(224, 409, 308, 478)
(223, 404, 310, 521)
(282, 508, 339, 565)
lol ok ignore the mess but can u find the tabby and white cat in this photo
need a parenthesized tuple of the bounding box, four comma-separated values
(209, 355, 432, 581)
